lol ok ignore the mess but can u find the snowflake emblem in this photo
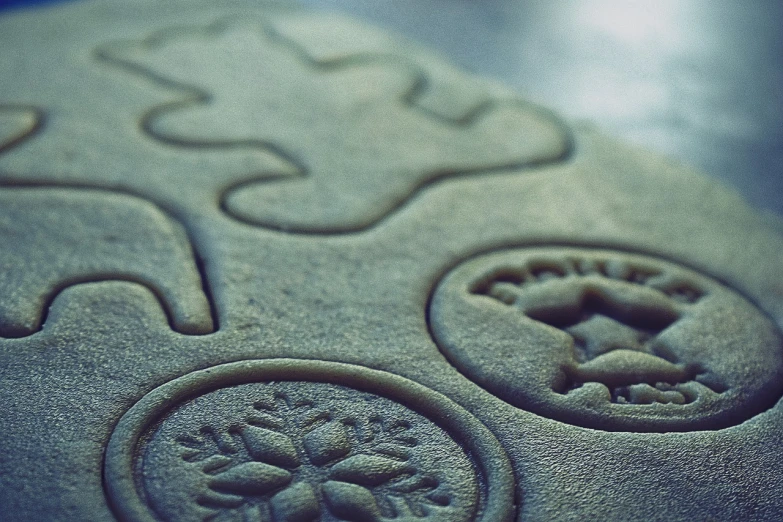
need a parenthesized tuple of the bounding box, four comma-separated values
(177, 392, 449, 521)
(130, 376, 485, 522)
(106, 361, 513, 521)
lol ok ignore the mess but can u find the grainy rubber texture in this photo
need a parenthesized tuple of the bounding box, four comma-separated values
(1, 1, 782, 521)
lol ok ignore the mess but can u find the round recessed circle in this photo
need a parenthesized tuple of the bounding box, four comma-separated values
(429, 246, 783, 432)
(104, 359, 515, 521)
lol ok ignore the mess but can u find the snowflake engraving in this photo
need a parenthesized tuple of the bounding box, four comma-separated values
(139, 381, 477, 521)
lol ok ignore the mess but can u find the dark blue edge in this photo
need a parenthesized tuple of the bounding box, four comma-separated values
(0, 0, 78, 12)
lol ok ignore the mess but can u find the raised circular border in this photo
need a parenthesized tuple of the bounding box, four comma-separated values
(104, 359, 516, 522)
(426, 243, 783, 432)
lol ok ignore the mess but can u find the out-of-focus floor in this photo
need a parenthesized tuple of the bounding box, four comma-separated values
(297, 0, 783, 217)
(3, 0, 781, 216)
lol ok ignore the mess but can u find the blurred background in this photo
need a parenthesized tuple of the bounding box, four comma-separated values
(2, 0, 781, 216)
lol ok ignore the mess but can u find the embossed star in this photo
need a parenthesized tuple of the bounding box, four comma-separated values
(566, 314, 650, 360)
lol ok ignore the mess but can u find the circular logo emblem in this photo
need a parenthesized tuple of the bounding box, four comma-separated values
(429, 247, 783, 432)
(105, 360, 514, 521)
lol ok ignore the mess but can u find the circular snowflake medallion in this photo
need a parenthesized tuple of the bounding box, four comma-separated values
(105, 360, 514, 521)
